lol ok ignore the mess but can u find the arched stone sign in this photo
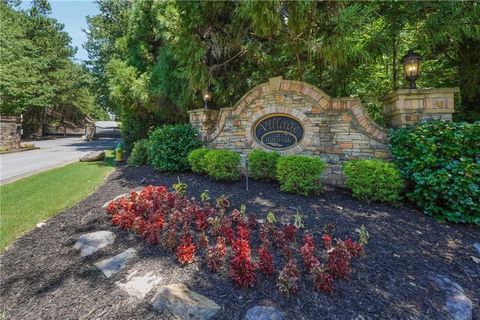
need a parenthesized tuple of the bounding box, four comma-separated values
(188, 77, 456, 185)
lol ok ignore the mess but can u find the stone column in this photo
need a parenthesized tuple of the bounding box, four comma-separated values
(382, 88, 459, 128)
(0, 115, 22, 150)
(187, 109, 220, 141)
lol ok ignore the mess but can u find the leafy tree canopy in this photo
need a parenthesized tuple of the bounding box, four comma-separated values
(82, 0, 480, 136)
(1, 0, 107, 135)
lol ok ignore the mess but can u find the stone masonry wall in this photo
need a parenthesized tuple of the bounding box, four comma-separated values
(189, 77, 456, 186)
(0, 115, 22, 150)
(382, 88, 458, 128)
(189, 77, 388, 186)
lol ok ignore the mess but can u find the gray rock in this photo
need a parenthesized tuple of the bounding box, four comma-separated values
(116, 270, 162, 299)
(74, 231, 115, 257)
(474, 243, 480, 256)
(430, 274, 472, 320)
(95, 248, 137, 278)
(245, 306, 284, 320)
(80, 151, 105, 162)
(150, 283, 220, 320)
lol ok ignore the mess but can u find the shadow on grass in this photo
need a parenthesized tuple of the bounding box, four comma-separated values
(85, 150, 117, 169)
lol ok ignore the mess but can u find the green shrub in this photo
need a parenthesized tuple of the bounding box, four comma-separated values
(343, 159, 403, 204)
(128, 139, 150, 166)
(276, 155, 326, 196)
(248, 149, 280, 181)
(148, 124, 201, 173)
(204, 149, 241, 181)
(188, 147, 210, 174)
(389, 121, 480, 224)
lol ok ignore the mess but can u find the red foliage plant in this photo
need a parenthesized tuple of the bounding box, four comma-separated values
(300, 234, 320, 273)
(327, 241, 352, 279)
(141, 212, 164, 245)
(230, 238, 256, 288)
(237, 223, 250, 241)
(106, 185, 366, 296)
(277, 259, 300, 296)
(273, 229, 287, 249)
(231, 208, 242, 223)
(194, 207, 209, 232)
(220, 217, 235, 245)
(284, 224, 297, 243)
(259, 224, 271, 247)
(344, 238, 364, 257)
(322, 234, 332, 250)
(176, 234, 197, 265)
(257, 246, 274, 276)
(206, 237, 227, 272)
(312, 267, 334, 294)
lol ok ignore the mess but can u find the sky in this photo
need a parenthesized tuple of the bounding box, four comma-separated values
(19, 0, 99, 62)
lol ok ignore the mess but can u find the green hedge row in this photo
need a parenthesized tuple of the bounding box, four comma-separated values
(188, 147, 405, 199)
(188, 148, 326, 195)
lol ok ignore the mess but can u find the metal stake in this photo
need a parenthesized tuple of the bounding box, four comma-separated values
(245, 158, 249, 191)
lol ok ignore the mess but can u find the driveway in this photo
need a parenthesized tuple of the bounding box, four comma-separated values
(0, 137, 119, 184)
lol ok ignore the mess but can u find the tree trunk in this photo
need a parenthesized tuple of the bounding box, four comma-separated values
(392, 34, 398, 90)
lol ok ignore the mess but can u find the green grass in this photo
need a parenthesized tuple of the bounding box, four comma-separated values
(0, 150, 116, 251)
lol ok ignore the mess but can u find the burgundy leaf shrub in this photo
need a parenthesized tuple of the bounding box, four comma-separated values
(230, 238, 256, 288)
(300, 234, 320, 273)
(105, 185, 366, 296)
(284, 224, 297, 242)
(206, 237, 227, 272)
(257, 246, 274, 276)
(277, 259, 300, 296)
(176, 234, 197, 265)
(312, 268, 334, 294)
(322, 234, 332, 250)
(328, 241, 352, 279)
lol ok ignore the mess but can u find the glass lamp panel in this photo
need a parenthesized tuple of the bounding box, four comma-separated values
(404, 60, 419, 77)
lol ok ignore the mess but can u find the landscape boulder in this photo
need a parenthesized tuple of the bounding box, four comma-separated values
(116, 270, 162, 299)
(80, 151, 105, 162)
(94, 248, 137, 278)
(245, 306, 284, 320)
(150, 283, 220, 320)
(429, 274, 472, 320)
(74, 231, 115, 257)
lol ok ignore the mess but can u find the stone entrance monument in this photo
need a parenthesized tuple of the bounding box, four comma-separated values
(189, 77, 457, 185)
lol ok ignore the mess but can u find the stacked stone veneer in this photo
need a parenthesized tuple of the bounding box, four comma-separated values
(383, 88, 458, 128)
(189, 77, 457, 186)
(0, 115, 22, 150)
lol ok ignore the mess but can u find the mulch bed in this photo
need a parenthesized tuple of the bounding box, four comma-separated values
(1, 165, 479, 320)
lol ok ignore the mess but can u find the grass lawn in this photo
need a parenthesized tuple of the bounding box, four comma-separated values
(0, 150, 116, 251)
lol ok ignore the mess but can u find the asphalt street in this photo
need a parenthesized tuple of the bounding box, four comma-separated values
(0, 137, 119, 184)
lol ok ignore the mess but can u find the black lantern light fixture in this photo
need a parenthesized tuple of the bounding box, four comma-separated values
(202, 89, 212, 109)
(401, 49, 422, 89)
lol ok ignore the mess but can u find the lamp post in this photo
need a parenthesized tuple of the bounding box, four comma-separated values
(202, 90, 212, 109)
(401, 49, 422, 89)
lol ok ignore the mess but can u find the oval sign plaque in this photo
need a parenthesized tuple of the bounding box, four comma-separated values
(253, 114, 304, 150)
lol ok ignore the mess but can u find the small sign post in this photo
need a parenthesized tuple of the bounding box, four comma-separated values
(245, 157, 249, 191)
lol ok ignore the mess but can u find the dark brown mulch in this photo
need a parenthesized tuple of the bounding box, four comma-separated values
(0, 165, 479, 320)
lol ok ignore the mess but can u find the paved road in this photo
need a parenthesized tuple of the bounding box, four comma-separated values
(0, 137, 119, 184)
